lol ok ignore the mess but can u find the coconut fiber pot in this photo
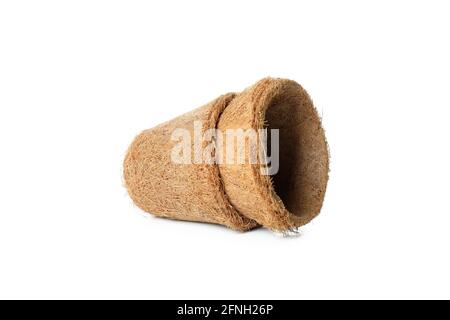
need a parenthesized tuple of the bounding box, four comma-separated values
(124, 77, 329, 232)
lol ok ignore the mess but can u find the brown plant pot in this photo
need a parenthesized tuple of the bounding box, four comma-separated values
(124, 78, 329, 232)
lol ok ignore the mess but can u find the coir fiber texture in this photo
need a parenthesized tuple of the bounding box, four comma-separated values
(124, 78, 329, 232)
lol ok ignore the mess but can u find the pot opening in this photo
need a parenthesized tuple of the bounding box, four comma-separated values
(264, 85, 328, 222)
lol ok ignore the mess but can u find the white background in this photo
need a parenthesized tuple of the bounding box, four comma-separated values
(1, 1, 449, 300)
